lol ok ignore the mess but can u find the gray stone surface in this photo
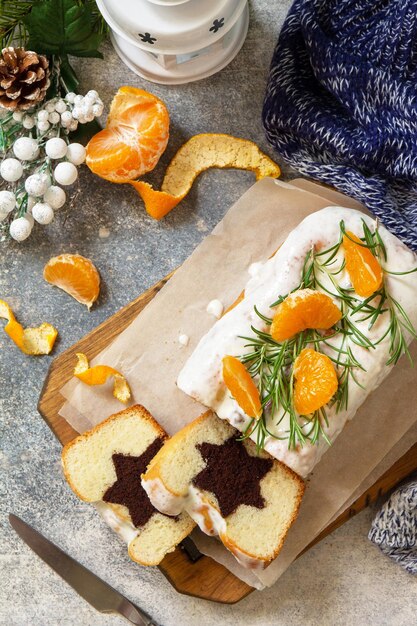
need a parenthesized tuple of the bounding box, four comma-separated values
(1, 3, 416, 625)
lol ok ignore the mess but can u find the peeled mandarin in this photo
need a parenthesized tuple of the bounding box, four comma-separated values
(86, 87, 169, 184)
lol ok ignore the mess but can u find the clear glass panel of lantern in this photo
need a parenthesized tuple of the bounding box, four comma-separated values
(147, 15, 240, 68)
(174, 35, 234, 66)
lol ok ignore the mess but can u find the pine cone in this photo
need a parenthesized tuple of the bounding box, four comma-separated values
(0, 47, 50, 111)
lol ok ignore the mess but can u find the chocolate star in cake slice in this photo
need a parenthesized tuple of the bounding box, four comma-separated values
(142, 411, 305, 570)
(61, 405, 195, 566)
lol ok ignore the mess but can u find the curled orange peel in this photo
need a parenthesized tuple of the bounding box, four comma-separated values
(0, 299, 58, 355)
(74, 352, 131, 404)
(130, 133, 281, 220)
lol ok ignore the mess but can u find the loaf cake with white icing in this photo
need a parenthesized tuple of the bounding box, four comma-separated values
(142, 411, 305, 570)
(177, 207, 417, 477)
(61, 405, 195, 566)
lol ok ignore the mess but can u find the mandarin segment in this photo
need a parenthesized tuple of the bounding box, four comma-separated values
(86, 87, 169, 184)
(43, 254, 100, 309)
(270, 289, 342, 342)
(108, 86, 165, 120)
(84, 127, 141, 183)
(293, 348, 338, 416)
(222, 355, 262, 419)
(343, 231, 383, 297)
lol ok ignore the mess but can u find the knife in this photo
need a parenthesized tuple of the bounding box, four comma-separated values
(9, 514, 161, 625)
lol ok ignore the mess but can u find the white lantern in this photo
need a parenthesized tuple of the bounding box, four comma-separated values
(96, 0, 249, 84)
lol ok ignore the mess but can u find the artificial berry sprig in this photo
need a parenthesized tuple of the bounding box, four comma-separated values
(0, 90, 104, 242)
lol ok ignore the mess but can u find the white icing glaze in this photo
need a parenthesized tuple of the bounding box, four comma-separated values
(95, 501, 139, 545)
(186, 485, 226, 536)
(178, 333, 189, 346)
(178, 207, 417, 477)
(206, 299, 224, 319)
(141, 476, 186, 516)
(248, 261, 264, 277)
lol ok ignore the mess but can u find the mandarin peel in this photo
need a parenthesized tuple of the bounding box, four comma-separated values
(222, 355, 262, 419)
(74, 352, 131, 404)
(131, 134, 281, 220)
(0, 299, 57, 355)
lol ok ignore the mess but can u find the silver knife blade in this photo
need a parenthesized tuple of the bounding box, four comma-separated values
(9, 514, 160, 626)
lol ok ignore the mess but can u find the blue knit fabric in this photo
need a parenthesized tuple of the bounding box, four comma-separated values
(369, 481, 417, 574)
(263, 0, 417, 250)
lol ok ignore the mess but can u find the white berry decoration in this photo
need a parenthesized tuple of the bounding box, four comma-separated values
(0, 190, 16, 213)
(60, 111, 73, 127)
(55, 99, 67, 114)
(45, 137, 68, 160)
(66, 143, 86, 166)
(71, 107, 82, 121)
(48, 111, 61, 124)
(32, 202, 54, 225)
(44, 185, 66, 209)
(54, 161, 78, 186)
(37, 120, 50, 132)
(13, 137, 40, 161)
(22, 115, 35, 130)
(25, 173, 50, 197)
(92, 103, 104, 117)
(0, 89, 104, 243)
(37, 110, 49, 122)
(1, 158, 23, 182)
(85, 90, 99, 102)
(9, 216, 33, 241)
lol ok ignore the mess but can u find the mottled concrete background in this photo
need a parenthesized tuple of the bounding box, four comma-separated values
(1, 2, 416, 625)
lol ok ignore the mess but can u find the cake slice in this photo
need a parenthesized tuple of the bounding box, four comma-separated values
(142, 411, 305, 570)
(61, 405, 195, 566)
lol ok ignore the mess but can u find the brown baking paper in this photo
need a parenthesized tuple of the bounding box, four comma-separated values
(59, 179, 417, 589)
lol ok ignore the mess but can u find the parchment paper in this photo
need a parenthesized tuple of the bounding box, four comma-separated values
(59, 179, 417, 589)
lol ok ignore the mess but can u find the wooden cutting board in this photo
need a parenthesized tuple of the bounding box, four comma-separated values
(38, 271, 417, 604)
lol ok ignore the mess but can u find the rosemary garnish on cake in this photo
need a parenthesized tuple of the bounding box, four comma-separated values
(238, 220, 417, 452)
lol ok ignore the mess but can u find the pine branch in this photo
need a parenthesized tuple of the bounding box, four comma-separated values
(0, 1, 33, 48)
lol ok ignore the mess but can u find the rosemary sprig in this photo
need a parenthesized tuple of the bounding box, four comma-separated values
(237, 218, 417, 453)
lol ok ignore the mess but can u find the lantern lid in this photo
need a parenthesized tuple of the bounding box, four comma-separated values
(96, 0, 247, 54)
